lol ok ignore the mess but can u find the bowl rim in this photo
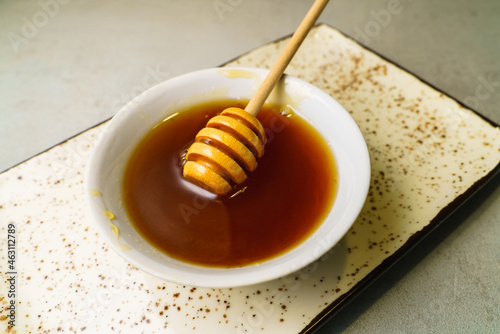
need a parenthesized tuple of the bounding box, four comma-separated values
(85, 66, 371, 287)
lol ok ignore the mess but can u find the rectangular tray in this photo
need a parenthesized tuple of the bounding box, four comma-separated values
(1, 24, 499, 333)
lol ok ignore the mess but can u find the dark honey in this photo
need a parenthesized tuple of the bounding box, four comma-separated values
(122, 100, 337, 268)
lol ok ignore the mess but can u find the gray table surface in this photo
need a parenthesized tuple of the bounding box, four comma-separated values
(1, 0, 499, 333)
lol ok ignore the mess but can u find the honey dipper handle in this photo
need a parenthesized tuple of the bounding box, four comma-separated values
(244, 0, 330, 116)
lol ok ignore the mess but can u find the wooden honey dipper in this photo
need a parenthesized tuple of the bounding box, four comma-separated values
(183, 0, 329, 196)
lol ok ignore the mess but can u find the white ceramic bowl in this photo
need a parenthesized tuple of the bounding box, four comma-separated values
(85, 67, 370, 288)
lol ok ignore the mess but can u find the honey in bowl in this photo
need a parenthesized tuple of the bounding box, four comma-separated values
(122, 100, 338, 268)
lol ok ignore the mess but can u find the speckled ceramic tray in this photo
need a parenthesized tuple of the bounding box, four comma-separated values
(1, 24, 500, 334)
